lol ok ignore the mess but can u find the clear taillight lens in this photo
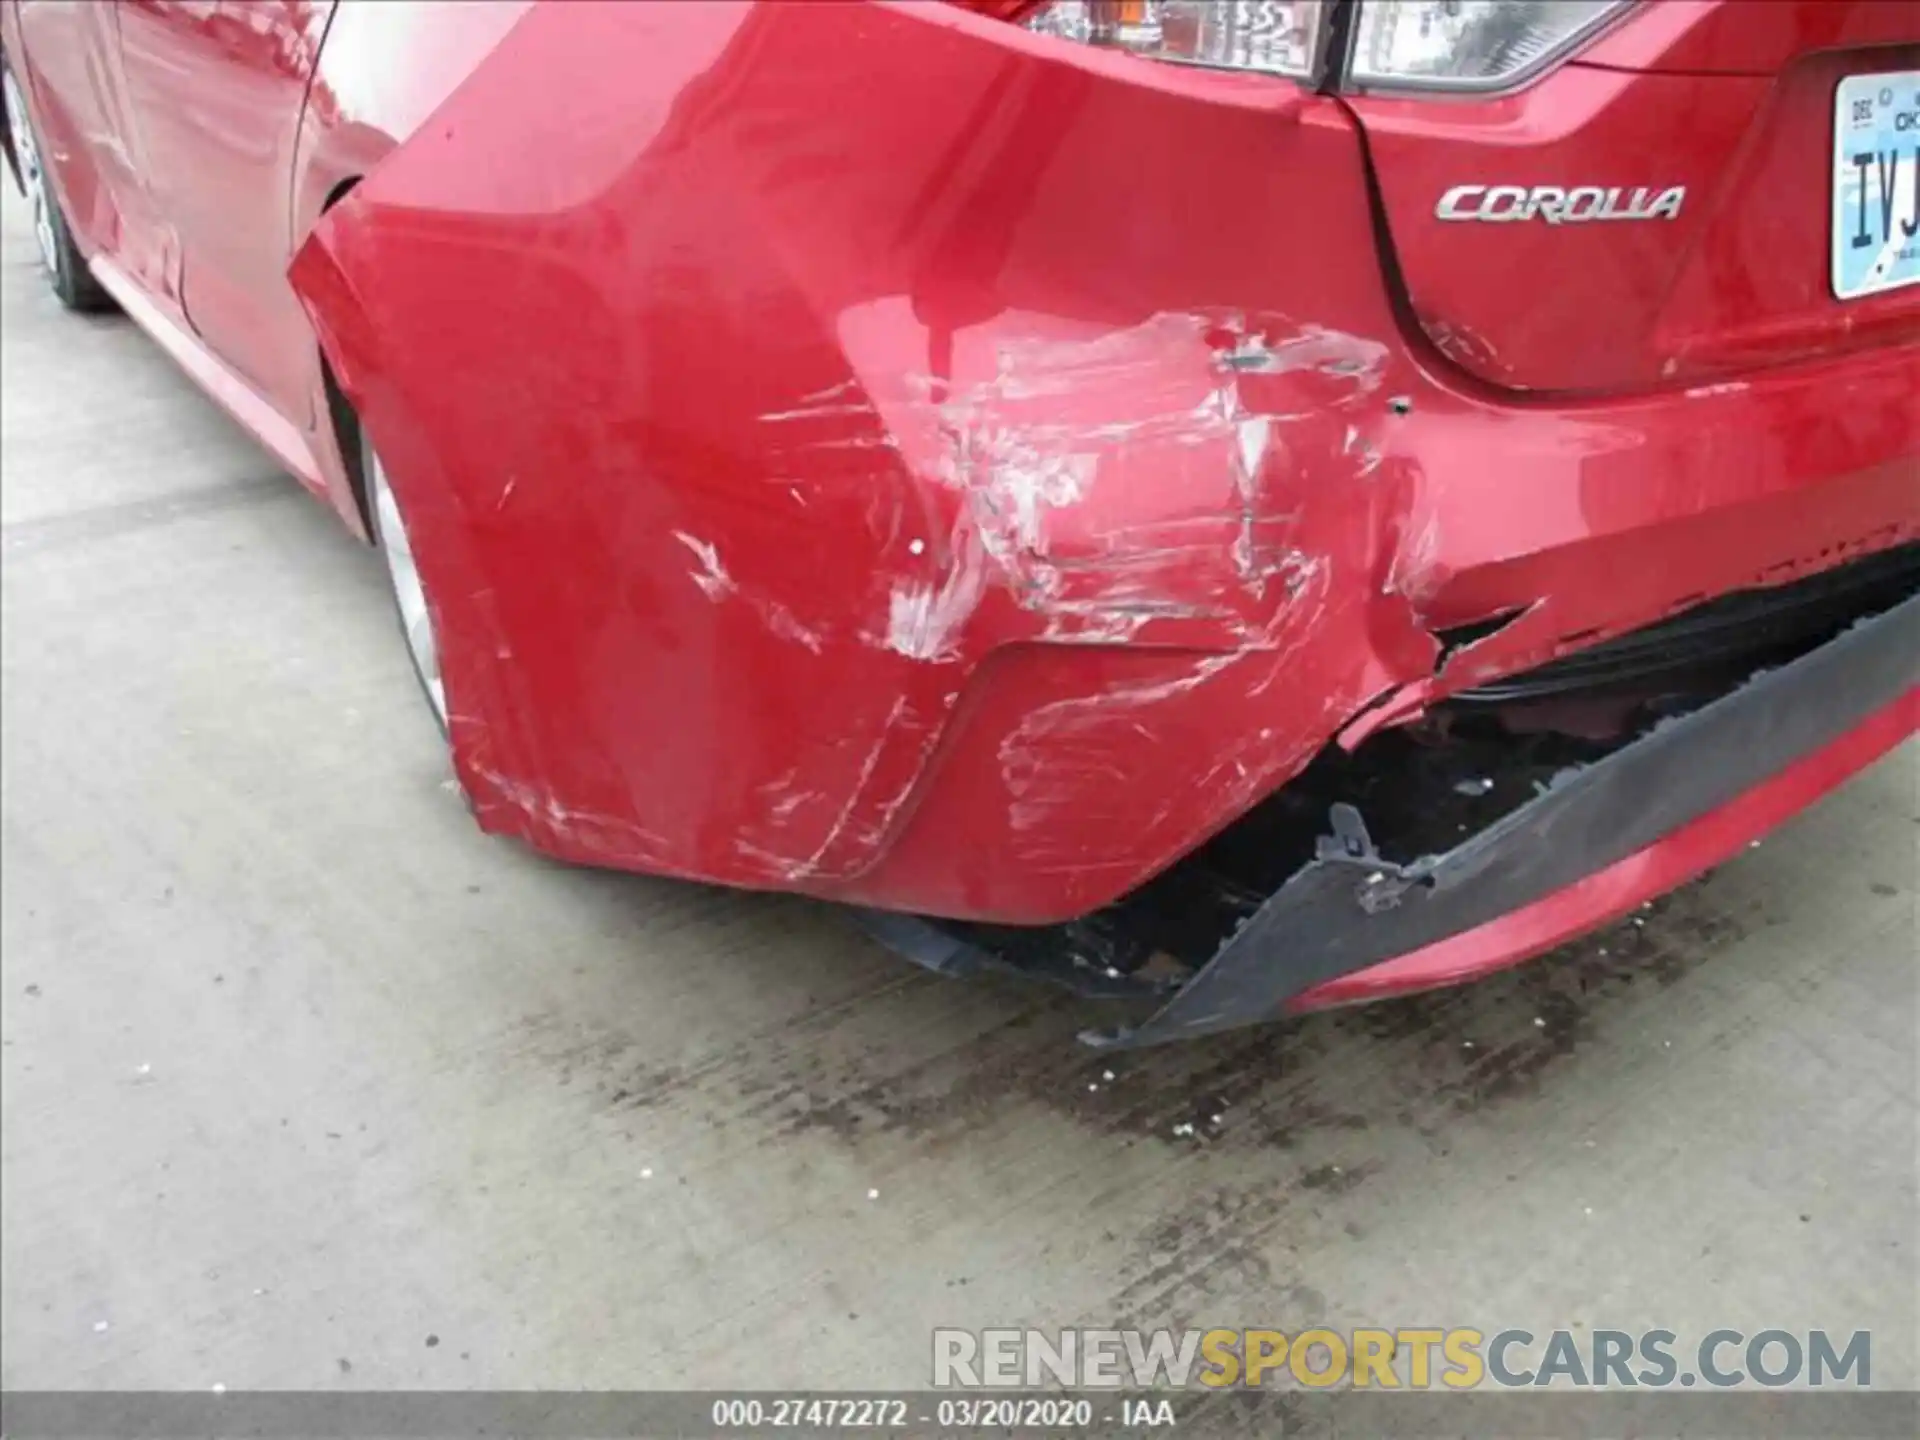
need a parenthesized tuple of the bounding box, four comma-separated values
(1023, 1, 1326, 80)
(1015, 0, 1630, 91)
(1347, 1, 1629, 90)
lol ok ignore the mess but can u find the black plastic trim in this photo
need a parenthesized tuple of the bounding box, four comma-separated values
(1084, 587, 1919, 1048)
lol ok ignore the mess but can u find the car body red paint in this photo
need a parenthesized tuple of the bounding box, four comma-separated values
(4, 0, 1914, 1035)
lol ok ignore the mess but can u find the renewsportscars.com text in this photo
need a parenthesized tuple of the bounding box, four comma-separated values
(931, 1326, 1872, 1390)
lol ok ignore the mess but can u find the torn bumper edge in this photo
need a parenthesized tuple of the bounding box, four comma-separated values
(1082, 590, 1919, 1048)
(865, 590, 1918, 1046)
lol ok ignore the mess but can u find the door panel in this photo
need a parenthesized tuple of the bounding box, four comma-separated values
(12, 0, 178, 301)
(117, 0, 332, 423)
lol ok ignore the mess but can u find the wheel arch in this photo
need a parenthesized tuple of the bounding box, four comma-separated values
(287, 0, 537, 542)
(312, 175, 370, 537)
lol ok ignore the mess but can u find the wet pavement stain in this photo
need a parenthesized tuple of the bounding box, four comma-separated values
(510, 871, 1748, 1174)
(375, 862, 1785, 1355)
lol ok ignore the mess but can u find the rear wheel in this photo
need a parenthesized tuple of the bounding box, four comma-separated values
(3, 61, 112, 312)
(363, 432, 450, 735)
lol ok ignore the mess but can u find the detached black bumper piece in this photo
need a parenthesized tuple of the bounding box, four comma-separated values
(1085, 588, 1919, 1048)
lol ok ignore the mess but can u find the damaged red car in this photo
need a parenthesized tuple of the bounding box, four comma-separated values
(5, 0, 1915, 1046)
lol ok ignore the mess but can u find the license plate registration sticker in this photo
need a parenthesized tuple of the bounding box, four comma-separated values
(1832, 71, 1920, 301)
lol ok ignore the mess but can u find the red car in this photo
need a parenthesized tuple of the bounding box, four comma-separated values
(4, 0, 1915, 1045)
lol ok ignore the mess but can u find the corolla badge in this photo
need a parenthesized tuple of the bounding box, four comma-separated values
(1436, 185, 1687, 223)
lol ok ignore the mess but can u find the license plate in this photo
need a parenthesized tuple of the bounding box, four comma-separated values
(1832, 71, 1920, 301)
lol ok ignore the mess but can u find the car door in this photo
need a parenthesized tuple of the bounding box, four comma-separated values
(9, 0, 180, 305)
(114, 0, 333, 423)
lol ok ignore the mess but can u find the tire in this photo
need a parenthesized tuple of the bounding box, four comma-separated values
(361, 428, 451, 737)
(3, 59, 113, 312)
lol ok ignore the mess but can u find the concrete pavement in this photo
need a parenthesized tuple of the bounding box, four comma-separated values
(2, 182, 1914, 1394)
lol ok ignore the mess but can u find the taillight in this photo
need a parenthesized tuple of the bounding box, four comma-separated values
(1019, 1, 1325, 79)
(996, 0, 1633, 92)
(1346, 0, 1630, 91)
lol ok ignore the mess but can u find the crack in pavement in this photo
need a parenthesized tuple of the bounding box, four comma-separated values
(2, 476, 297, 555)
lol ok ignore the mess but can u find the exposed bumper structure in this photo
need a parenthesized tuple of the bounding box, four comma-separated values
(1090, 589, 1919, 1047)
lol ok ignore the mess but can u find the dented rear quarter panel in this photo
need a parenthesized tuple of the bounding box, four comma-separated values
(290, 0, 1920, 924)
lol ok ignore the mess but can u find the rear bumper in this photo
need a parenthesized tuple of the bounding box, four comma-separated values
(1089, 591, 1919, 1047)
(290, 0, 1920, 936)
(1289, 684, 1916, 1015)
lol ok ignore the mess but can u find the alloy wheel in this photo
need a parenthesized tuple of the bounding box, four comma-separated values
(4, 70, 60, 278)
(367, 445, 448, 728)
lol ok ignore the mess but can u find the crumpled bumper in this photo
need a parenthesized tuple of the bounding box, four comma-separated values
(1098, 590, 1918, 1046)
(287, 0, 1920, 941)
(862, 580, 1917, 1044)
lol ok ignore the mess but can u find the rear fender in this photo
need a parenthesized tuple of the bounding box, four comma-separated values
(286, 0, 1445, 902)
(287, 0, 1920, 921)
(285, 0, 538, 536)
